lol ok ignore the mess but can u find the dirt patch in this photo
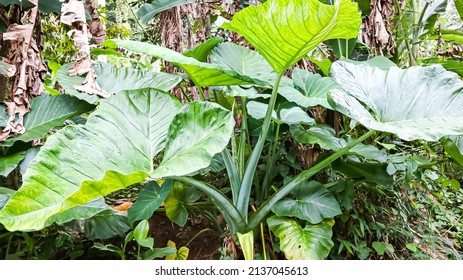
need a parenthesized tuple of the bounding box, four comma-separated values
(148, 212, 222, 260)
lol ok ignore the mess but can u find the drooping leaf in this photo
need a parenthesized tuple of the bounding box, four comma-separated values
(184, 38, 223, 62)
(221, 0, 361, 73)
(419, 0, 448, 36)
(112, 40, 266, 87)
(428, 30, 463, 44)
(267, 216, 334, 260)
(272, 181, 341, 224)
(1, 94, 94, 147)
(332, 159, 393, 186)
(290, 124, 387, 162)
(0, 151, 26, 177)
(279, 69, 340, 109)
(38, 0, 61, 13)
(329, 59, 463, 141)
(421, 58, 463, 77)
(150, 102, 235, 178)
(442, 136, 463, 167)
(128, 179, 173, 225)
(137, 0, 196, 23)
(0, 89, 182, 231)
(57, 62, 182, 104)
(0, 0, 35, 9)
(164, 182, 202, 227)
(52, 197, 109, 225)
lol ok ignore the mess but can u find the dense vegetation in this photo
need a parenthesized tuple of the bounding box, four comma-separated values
(1, 0, 463, 260)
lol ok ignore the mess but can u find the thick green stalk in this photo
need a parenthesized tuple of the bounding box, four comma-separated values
(239, 97, 249, 179)
(247, 130, 376, 231)
(237, 72, 285, 220)
(260, 123, 281, 202)
(172, 176, 246, 233)
(222, 149, 241, 205)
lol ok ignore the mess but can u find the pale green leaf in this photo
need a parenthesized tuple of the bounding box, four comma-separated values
(137, 0, 195, 23)
(268, 216, 334, 260)
(151, 102, 235, 178)
(221, 0, 361, 72)
(57, 62, 182, 104)
(0, 89, 181, 231)
(279, 69, 340, 109)
(329, 59, 463, 141)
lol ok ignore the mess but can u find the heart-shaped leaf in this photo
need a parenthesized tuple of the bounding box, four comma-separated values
(268, 216, 334, 260)
(221, 0, 361, 73)
(329, 59, 463, 141)
(128, 179, 173, 225)
(0, 89, 181, 231)
(151, 102, 235, 178)
(164, 182, 202, 227)
(271, 181, 341, 224)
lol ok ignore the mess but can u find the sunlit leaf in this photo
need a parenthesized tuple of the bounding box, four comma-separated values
(222, 0, 361, 72)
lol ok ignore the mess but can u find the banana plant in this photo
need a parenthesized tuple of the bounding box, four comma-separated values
(2, 0, 463, 261)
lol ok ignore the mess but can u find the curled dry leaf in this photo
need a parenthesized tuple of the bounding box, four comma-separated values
(362, 0, 395, 56)
(84, 0, 106, 46)
(1, 1, 46, 142)
(61, 0, 109, 98)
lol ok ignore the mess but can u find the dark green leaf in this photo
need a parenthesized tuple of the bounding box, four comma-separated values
(0, 151, 26, 177)
(332, 159, 393, 186)
(164, 182, 202, 227)
(272, 181, 341, 224)
(143, 247, 177, 260)
(328, 38, 357, 59)
(128, 179, 173, 225)
(184, 38, 223, 62)
(1, 94, 95, 147)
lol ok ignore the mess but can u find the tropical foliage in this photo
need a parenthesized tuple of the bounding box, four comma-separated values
(1, 0, 463, 260)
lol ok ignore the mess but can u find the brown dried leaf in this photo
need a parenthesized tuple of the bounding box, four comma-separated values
(74, 68, 111, 98)
(85, 0, 106, 46)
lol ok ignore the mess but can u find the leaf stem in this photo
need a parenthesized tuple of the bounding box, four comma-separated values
(237, 72, 284, 221)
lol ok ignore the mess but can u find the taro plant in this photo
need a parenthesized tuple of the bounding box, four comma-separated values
(2, 0, 463, 260)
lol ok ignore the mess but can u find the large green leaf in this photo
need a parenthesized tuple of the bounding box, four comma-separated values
(137, 0, 195, 23)
(112, 40, 266, 87)
(271, 181, 341, 224)
(57, 62, 182, 104)
(290, 124, 387, 162)
(221, 0, 361, 73)
(0, 151, 26, 177)
(1, 94, 95, 147)
(329, 59, 463, 141)
(209, 42, 282, 86)
(279, 69, 340, 109)
(164, 182, 202, 227)
(267, 216, 334, 260)
(183, 38, 223, 62)
(0, 89, 182, 231)
(332, 159, 393, 186)
(128, 179, 173, 225)
(150, 102, 235, 178)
